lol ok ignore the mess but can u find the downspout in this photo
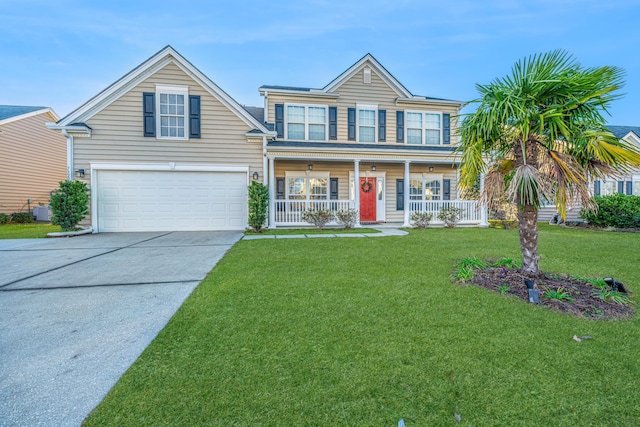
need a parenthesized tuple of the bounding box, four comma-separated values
(62, 129, 74, 181)
(262, 136, 268, 186)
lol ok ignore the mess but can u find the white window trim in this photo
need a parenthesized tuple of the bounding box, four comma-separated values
(356, 103, 378, 143)
(409, 173, 443, 200)
(156, 84, 189, 140)
(285, 171, 330, 201)
(284, 103, 328, 141)
(405, 110, 443, 145)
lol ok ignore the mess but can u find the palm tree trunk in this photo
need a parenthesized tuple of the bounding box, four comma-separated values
(518, 203, 539, 275)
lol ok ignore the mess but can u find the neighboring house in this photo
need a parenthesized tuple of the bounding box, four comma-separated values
(0, 106, 66, 214)
(48, 46, 485, 232)
(538, 125, 640, 222)
(260, 53, 485, 228)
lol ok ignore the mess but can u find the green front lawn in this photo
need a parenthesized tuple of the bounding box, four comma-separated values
(85, 226, 640, 426)
(0, 223, 61, 239)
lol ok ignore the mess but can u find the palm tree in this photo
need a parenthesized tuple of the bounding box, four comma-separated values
(458, 50, 640, 275)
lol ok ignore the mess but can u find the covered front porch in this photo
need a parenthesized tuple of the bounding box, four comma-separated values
(265, 154, 487, 228)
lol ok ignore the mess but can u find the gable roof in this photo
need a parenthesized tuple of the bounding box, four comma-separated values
(0, 106, 58, 126)
(259, 53, 462, 106)
(55, 45, 273, 135)
(608, 125, 640, 141)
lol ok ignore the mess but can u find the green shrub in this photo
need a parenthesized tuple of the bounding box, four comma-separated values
(335, 209, 358, 229)
(0, 213, 11, 225)
(248, 181, 269, 232)
(410, 211, 433, 228)
(301, 209, 334, 230)
(50, 180, 90, 231)
(10, 212, 34, 224)
(580, 194, 640, 228)
(438, 206, 462, 228)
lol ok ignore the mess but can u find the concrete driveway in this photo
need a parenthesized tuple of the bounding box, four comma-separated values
(0, 231, 242, 427)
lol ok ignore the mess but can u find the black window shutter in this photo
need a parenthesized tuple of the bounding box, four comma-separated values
(594, 181, 601, 195)
(617, 181, 625, 193)
(443, 113, 451, 145)
(396, 179, 404, 210)
(329, 107, 337, 140)
(348, 108, 356, 141)
(443, 179, 451, 200)
(378, 110, 386, 142)
(275, 104, 284, 138)
(276, 178, 285, 199)
(189, 95, 201, 138)
(626, 181, 633, 195)
(330, 178, 339, 200)
(143, 92, 155, 137)
(396, 111, 404, 143)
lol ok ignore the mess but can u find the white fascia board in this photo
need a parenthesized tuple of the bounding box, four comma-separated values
(0, 108, 58, 126)
(623, 132, 640, 147)
(46, 122, 91, 135)
(259, 88, 339, 99)
(245, 130, 277, 138)
(396, 97, 464, 108)
(90, 162, 249, 173)
(267, 145, 460, 161)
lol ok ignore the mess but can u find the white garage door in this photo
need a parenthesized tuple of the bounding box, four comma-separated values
(96, 170, 248, 232)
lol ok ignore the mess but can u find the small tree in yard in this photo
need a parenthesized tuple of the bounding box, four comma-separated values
(50, 180, 90, 231)
(458, 50, 640, 276)
(248, 181, 269, 232)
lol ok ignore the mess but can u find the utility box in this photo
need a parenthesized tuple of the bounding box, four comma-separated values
(33, 206, 50, 221)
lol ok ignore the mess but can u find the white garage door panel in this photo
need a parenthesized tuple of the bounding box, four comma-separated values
(97, 170, 248, 232)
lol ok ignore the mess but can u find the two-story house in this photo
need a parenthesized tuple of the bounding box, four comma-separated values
(48, 46, 485, 232)
(260, 54, 485, 228)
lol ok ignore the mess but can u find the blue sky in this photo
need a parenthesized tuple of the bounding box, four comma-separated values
(1, 0, 639, 124)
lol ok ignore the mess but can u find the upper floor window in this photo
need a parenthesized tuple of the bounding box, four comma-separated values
(357, 104, 377, 143)
(286, 105, 327, 141)
(406, 111, 441, 145)
(156, 85, 189, 140)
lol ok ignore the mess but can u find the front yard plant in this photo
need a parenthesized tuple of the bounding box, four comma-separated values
(334, 208, 358, 229)
(437, 206, 461, 228)
(248, 181, 269, 232)
(580, 194, 640, 229)
(410, 211, 433, 228)
(49, 180, 89, 231)
(301, 208, 334, 229)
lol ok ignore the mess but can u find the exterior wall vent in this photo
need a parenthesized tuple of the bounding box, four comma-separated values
(364, 68, 372, 84)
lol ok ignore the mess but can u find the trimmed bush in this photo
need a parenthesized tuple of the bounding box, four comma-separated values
(50, 180, 90, 231)
(0, 213, 11, 225)
(438, 206, 462, 228)
(410, 211, 433, 229)
(580, 194, 640, 228)
(335, 209, 358, 229)
(301, 209, 334, 230)
(248, 181, 269, 232)
(10, 212, 34, 224)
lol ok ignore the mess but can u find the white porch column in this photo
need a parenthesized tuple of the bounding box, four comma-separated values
(268, 156, 276, 228)
(403, 160, 411, 227)
(354, 159, 361, 228)
(479, 172, 489, 227)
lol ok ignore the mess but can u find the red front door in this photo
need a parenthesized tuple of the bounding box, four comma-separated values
(359, 177, 376, 222)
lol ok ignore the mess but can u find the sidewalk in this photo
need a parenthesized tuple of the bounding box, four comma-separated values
(242, 227, 408, 240)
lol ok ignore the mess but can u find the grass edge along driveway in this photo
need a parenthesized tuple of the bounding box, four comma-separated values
(85, 226, 640, 426)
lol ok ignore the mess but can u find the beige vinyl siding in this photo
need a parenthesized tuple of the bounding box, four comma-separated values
(266, 62, 459, 146)
(273, 160, 457, 223)
(74, 62, 263, 224)
(0, 112, 66, 213)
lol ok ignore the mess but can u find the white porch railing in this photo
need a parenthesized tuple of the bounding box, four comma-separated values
(272, 199, 483, 226)
(409, 200, 482, 224)
(274, 200, 355, 226)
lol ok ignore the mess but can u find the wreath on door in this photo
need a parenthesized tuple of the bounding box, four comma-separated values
(361, 181, 373, 193)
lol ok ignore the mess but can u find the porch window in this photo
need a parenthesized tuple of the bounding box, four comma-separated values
(601, 180, 617, 196)
(405, 111, 442, 145)
(357, 105, 377, 142)
(410, 176, 442, 200)
(634, 176, 640, 196)
(286, 105, 327, 141)
(286, 173, 329, 201)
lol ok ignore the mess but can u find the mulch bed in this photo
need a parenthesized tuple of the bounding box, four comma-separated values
(467, 266, 634, 319)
